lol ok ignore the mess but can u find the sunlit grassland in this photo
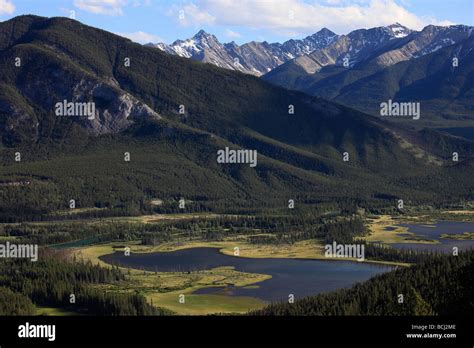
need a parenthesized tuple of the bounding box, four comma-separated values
(73, 243, 271, 314)
(6, 212, 231, 226)
(440, 232, 474, 240)
(52, 210, 474, 314)
(146, 292, 266, 315)
(362, 215, 439, 244)
(35, 306, 81, 316)
(74, 237, 406, 266)
(70, 231, 409, 315)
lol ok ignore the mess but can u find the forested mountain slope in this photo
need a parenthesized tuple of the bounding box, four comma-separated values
(0, 16, 472, 219)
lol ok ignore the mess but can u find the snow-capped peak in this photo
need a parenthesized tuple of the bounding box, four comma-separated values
(387, 23, 412, 38)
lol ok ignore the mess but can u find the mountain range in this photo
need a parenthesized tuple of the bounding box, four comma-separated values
(263, 24, 473, 127)
(149, 28, 338, 76)
(0, 15, 473, 218)
(150, 23, 473, 128)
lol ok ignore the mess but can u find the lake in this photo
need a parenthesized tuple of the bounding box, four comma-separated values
(391, 221, 474, 252)
(101, 247, 392, 302)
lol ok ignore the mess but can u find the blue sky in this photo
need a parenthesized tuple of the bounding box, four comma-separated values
(0, 0, 472, 44)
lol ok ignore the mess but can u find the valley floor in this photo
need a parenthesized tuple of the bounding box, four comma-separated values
(2, 209, 472, 315)
(72, 234, 411, 314)
(69, 210, 472, 314)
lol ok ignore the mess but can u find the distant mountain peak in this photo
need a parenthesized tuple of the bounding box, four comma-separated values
(386, 23, 412, 38)
(150, 22, 473, 78)
(193, 29, 213, 39)
(190, 30, 221, 46)
(152, 28, 339, 76)
(316, 27, 337, 37)
(388, 22, 406, 28)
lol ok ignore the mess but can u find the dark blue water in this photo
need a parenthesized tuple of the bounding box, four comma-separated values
(391, 221, 474, 252)
(101, 247, 392, 302)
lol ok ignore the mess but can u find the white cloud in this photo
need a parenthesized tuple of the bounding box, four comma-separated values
(0, 0, 15, 15)
(433, 19, 456, 27)
(168, 0, 454, 35)
(225, 29, 241, 39)
(167, 3, 216, 26)
(116, 30, 163, 44)
(74, 0, 128, 16)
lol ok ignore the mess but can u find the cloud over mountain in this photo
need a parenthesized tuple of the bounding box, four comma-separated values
(167, 0, 454, 36)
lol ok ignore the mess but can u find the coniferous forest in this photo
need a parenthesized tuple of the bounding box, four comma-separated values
(0, 3, 473, 346)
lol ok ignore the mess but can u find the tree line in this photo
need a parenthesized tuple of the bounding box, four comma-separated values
(0, 249, 172, 315)
(253, 251, 473, 315)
